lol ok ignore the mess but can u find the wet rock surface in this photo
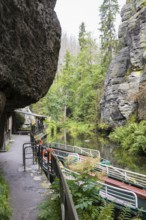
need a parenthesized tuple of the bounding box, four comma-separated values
(0, 135, 51, 220)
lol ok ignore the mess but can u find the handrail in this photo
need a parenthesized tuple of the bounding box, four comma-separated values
(22, 141, 79, 220)
(61, 167, 139, 210)
(97, 164, 146, 189)
(96, 181, 138, 209)
(22, 142, 36, 171)
(51, 142, 100, 158)
(51, 155, 79, 220)
(23, 140, 142, 218)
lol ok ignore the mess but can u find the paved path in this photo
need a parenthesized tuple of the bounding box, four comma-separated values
(0, 135, 50, 220)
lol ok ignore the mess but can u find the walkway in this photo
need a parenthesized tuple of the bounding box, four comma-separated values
(0, 135, 50, 220)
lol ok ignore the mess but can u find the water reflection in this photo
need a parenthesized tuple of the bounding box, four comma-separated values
(51, 130, 146, 174)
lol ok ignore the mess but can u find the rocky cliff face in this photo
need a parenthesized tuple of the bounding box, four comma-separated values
(100, 0, 146, 126)
(0, 0, 61, 114)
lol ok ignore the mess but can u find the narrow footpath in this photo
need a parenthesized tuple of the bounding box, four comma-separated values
(0, 135, 50, 220)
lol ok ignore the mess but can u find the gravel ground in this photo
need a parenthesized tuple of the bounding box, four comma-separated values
(0, 135, 50, 220)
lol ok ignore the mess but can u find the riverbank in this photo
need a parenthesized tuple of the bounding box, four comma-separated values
(0, 135, 50, 220)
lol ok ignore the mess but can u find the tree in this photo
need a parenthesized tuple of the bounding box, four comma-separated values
(78, 22, 88, 50)
(99, 0, 119, 67)
(32, 25, 106, 131)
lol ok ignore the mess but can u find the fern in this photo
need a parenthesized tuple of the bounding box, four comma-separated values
(117, 207, 132, 220)
(97, 201, 114, 220)
(110, 121, 146, 155)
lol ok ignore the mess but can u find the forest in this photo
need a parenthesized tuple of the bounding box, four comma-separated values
(32, 0, 119, 129)
(32, 0, 146, 157)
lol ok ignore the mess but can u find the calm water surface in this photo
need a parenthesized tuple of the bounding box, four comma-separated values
(51, 131, 146, 175)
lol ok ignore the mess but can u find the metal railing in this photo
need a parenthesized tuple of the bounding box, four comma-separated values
(62, 167, 139, 210)
(97, 182, 138, 209)
(52, 142, 100, 158)
(22, 141, 144, 219)
(22, 142, 36, 171)
(51, 155, 79, 220)
(52, 149, 81, 162)
(22, 141, 79, 220)
(96, 164, 146, 189)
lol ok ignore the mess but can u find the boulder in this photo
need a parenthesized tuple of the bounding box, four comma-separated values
(0, 0, 61, 113)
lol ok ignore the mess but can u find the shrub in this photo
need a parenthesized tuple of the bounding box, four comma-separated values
(109, 121, 146, 154)
(38, 180, 61, 220)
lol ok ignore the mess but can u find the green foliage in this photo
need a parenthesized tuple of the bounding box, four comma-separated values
(32, 30, 106, 133)
(114, 148, 138, 171)
(67, 173, 115, 220)
(38, 195, 61, 220)
(118, 207, 142, 220)
(97, 201, 114, 220)
(0, 172, 12, 220)
(45, 118, 58, 143)
(78, 22, 88, 50)
(5, 144, 10, 152)
(38, 179, 61, 220)
(68, 177, 100, 219)
(61, 120, 95, 137)
(99, 0, 120, 67)
(110, 121, 146, 154)
(118, 207, 132, 220)
(14, 112, 25, 130)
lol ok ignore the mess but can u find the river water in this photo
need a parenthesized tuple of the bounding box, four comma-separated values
(51, 130, 146, 175)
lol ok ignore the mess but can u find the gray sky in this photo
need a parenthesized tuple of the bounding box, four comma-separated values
(55, 0, 126, 38)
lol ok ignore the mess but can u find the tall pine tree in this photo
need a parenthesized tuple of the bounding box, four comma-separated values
(78, 22, 88, 50)
(99, 0, 119, 67)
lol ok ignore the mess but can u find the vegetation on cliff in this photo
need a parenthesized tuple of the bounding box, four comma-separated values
(110, 120, 146, 155)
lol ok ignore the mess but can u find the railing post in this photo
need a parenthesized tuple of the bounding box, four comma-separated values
(60, 182, 65, 220)
(32, 144, 35, 165)
(22, 143, 25, 166)
(125, 171, 127, 181)
(24, 147, 26, 172)
(106, 166, 109, 176)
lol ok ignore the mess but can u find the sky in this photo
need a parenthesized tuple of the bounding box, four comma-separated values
(55, 0, 126, 39)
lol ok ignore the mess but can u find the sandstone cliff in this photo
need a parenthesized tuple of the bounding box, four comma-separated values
(100, 0, 146, 126)
(0, 0, 61, 115)
(0, 0, 61, 147)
